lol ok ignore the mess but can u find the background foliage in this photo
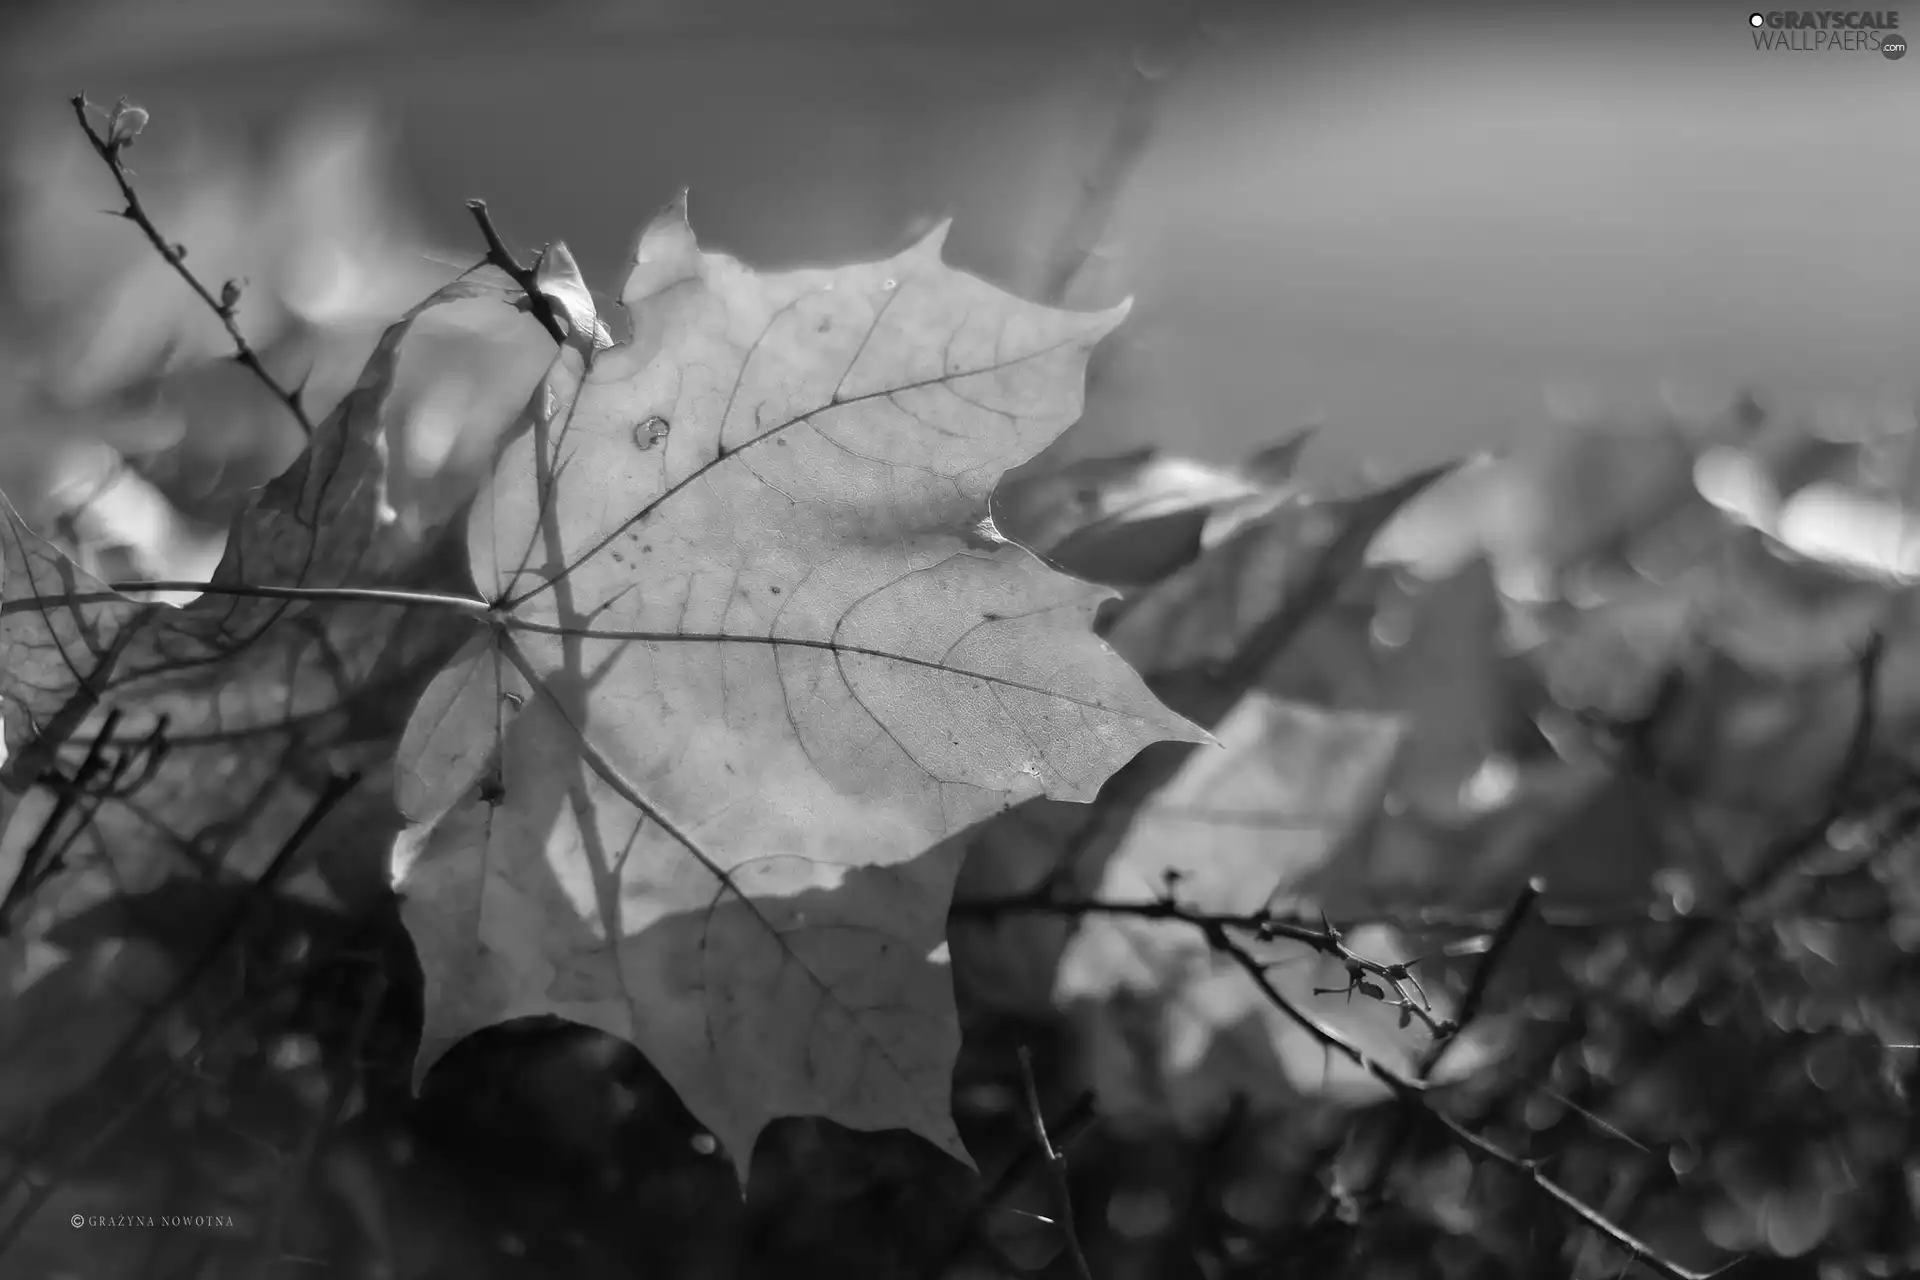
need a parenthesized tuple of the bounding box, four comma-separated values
(2, 6, 1919, 1280)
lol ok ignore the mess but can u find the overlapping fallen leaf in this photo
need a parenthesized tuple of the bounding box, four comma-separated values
(987, 427, 1313, 587)
(388, 197, 1207, 1184)
(0, 279, 498, 974)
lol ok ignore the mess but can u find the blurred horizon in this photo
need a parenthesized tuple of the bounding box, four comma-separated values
(2, 0, 1916, 481)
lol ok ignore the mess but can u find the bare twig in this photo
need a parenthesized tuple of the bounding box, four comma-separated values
(69, 94, 317, 439)
(0, 709, 173, 933)
(1422, 876, 1541, 1079)
(0, 773, 362, 1259)
(247, 969, 389, 1279)
(1204, 928, 1728, 1280)
(0, 709, 122, 929)
(1339, 879, 1543, 1276)
(1017, 1045, 1095, 1280)
(954, 887, 1452, 1037)
(465, 199, 568, 345)
(927, 1088, 1098, 1279)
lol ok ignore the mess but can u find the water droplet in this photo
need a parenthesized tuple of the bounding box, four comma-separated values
(882, 278, 897, 290)
(691, 1133, 718, 1156)
(633, 416, 670, 451)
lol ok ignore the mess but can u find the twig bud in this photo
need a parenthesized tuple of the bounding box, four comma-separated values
(106, 100, 148, 151)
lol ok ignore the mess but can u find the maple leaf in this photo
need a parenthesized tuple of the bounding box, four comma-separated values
(389, 197, 1206, 1185)
(0, 279, 497, 924)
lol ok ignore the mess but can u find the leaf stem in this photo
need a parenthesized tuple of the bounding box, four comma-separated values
(94, 580, 492, 614)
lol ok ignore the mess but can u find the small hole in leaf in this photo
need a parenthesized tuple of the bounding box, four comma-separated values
(633, 417, 670, 451)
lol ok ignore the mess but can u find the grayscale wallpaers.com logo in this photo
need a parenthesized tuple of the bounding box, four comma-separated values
(1749, 10, 1906, 57)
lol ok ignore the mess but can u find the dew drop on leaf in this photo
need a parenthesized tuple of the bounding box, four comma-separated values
(633, 416, 670, 451)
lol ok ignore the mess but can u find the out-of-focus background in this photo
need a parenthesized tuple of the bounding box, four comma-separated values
(2, 0, 1915, 529)
(6, 6, 1920, 1278)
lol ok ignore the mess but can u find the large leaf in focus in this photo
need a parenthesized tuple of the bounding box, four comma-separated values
(0, 280, 498, 928)
(390, 199, 1205, 1184)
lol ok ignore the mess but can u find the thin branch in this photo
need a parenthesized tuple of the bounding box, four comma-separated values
(1422, 876, 1541, 1079)
(465, 199, 567, 345)
(0, 773, 362, 1260)
(1341, 878, 1543, 1276)
(1017, 1045, 1095, 1280)
(0, 709, 122, 929)
(928, 1089, 1098, 1279)
(247, 969, 389, 1280)
(1203, 928, 1726, 1280)
(954, 887, 1452, 1037)
(69, 95, 317, 439)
